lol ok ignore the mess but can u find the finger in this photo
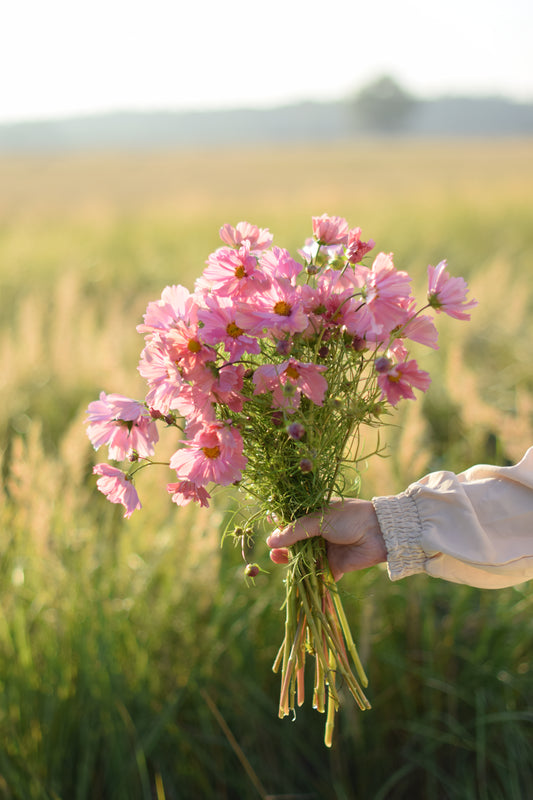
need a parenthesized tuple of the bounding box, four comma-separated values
(269, 547, 289, 565)
(266, 514, 322, 549)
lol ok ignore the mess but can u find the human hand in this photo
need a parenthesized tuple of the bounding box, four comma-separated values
(266, 499, 387, 581)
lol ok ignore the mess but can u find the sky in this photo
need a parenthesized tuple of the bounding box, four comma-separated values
(1, 0, 532, 124)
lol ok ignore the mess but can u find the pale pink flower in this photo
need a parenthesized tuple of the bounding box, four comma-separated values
(172, 364, 246, 422)
(253, 359, 328, 411)
(345, 227, 375, 264)
(358, 253, 412, 333)
(260, 247, 303, 284)
(197, 295, 261, 359)
(427, 261, 478, 320)
(219, 221, 273, 251)
(137, 284, 198, 336)
(93, 463, 141, 518)
(86, 392, 159, 460)
(312, 214, 350, 245)
(376, 358, 431, 406)
(169, 422, 247, 487)
(138, 338, 186, 416)
(235, 279, 308, 337)
(167, 480, 211, 508)
(203, 243, 268, 297)
(164, 321, 216, 379)
(388, 299, 439, 360)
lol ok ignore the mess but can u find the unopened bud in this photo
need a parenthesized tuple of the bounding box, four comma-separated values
(245, 564, 260, 578)
(306, 263, 319, 275)
(287, 422, 305, 441)
(375, 356, 392, 374)
(243, 368, 254, 379)
(318, 345, 329, 358)
(351, 336, 366, 352)
(299, 458, 314, 473)
(275, 339, 292, 356)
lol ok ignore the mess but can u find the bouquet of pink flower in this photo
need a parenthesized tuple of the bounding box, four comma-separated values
(86, 214, 476, 745)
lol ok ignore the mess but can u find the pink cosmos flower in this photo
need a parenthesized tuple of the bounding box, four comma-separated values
(197, 295, 261, 360)
(86, 392, 159, 460)
(167, 480, 211, 508)
(137, 284, 198, 336)
(427, 261, 478, 320)
(388, 298, 439, 360)
(253, 359, 328, 411)
(172, 364, 246, 422)
(219, 221, 273, 251)
(345, 227, 375, 264)
(138, 338, 186, 416)
(260, 247, 303, 284)
(93, 463, 141, 518)
(376, 358, 431, 406)
(203, 243, 268, 297)
(312, 214, 350, 245)
(169, 422, 247, 487)
(357, 253, 412, 333)
(235, 278, 308, 338)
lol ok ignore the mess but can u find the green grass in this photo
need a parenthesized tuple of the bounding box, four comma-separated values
(0, 140, 532, 798)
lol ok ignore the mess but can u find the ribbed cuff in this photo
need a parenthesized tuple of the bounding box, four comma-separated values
(372, 492, 426, 581)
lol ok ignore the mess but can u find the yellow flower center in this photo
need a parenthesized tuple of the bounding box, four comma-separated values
(273, 300, 292, 317)
(187, 339, 202, 353)
(234, 265, 246, 279)
(226, 322, 244, 338)
(202, 445, 220, 459)
(284, 365, 299, 380)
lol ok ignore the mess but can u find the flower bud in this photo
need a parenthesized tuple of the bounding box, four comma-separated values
(318, 345, 329, 358)
(374, 356, 392, 374)
(351, 335, 366, 352)
(299, 458, 314, 473)
(245, 563, 260, 578)
(271, 410, 284, 427)
(306, 263, 319, 275)
(275, 339, 292, 356)
(243, 368, 254, 380)
(287, 422, 305, 441)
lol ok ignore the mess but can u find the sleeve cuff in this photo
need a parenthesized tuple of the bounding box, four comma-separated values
(372, 492, 426, 581)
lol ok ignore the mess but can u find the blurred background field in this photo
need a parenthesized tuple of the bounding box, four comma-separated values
(0, 139, 532, 799)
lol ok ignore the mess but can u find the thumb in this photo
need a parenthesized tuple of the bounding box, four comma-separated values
(266, 513, 322, 549)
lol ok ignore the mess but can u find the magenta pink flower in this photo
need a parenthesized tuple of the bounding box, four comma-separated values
(93, 463, 141, 518)
(312, 214, 350, 245)
(219, 221, 273, 251)
(235, 279, 308, 337)
(86, 392, 159, 460)
(197, 295, 261, 359)
(203, 243, 268, 297)
(345, 227, 375, 264)
(427, 261, 478, 320)
(376, 358, 431, 406)
(253, 359, 328, 411)
(169, 422, 247, 487)
(167, 480, 211, 508)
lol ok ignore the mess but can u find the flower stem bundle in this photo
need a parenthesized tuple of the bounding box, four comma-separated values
(85, 214, 476, 745)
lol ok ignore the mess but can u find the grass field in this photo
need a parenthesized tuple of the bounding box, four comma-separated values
(0, 139, 532, 799)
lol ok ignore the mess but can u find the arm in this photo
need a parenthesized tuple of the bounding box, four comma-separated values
(267, 448, 533, 589)
(376, 447, 533, 588)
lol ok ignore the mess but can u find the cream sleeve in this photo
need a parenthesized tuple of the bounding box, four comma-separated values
(372, 447, 533, 588)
